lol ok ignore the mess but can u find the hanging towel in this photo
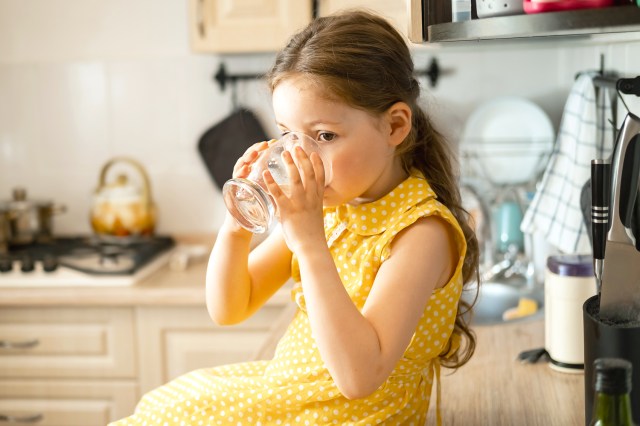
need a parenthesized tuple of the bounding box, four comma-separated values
(521, 72, 614, 254)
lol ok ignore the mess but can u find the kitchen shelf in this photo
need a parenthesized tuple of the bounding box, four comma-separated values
(427, 5, 640, 42)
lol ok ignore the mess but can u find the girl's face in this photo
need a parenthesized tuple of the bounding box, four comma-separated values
(272, 75, 408, 207)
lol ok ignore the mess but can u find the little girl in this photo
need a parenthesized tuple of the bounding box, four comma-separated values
(112, 9, 479, 426)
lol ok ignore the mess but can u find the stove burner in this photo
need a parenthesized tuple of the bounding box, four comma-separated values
(60, 251, 136, 274)
(2, 236, 174, 276)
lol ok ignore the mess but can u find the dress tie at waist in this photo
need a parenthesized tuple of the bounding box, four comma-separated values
(432, 332, 461, 426)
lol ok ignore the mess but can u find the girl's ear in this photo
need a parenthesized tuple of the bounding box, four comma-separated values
(385, 102, 412, 147)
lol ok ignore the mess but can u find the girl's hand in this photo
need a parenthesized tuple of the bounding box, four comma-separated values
(221, 140, 271, 234)
(263, 146, 327, 253)
(231, 140, 271, 179)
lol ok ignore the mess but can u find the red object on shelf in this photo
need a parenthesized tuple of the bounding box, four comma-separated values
(523, 0, 615, 14)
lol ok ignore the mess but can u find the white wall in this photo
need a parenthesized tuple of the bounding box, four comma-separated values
(1, 0, 639, 236)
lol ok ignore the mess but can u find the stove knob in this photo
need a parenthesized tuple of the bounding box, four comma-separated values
(21, 255, 35, 273)
(42, 255, 59, 272)
(0, 256, 12, 273)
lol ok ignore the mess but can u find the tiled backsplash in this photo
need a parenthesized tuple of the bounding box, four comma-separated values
(1, 0, 639, 235)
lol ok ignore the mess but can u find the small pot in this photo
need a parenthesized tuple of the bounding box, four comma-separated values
(1, 188, 66, 245)
(0, 208, 10, 253)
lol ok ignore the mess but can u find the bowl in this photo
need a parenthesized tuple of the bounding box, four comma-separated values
(462, 281, 544, 325)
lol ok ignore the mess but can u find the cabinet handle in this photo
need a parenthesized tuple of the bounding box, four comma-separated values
(197, 0, 206, 37)
(0, 339, 40, 349)
(0, 413, 44, 423)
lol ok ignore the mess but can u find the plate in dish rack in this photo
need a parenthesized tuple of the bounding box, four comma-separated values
(460, 96, 555, 185)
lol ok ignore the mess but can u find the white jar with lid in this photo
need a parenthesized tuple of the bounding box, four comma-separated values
(544, 255, 597, 373)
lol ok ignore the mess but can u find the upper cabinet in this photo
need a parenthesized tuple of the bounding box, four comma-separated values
(188, 0, 312, 53)
(187, 1, 640, 53)
(318, 0, 417, 41)
(187, 0, 416, 53)
(410, 2, 640, 43)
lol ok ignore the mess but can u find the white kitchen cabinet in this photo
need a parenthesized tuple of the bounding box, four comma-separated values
(0, 307, 138, 425)
(317, 0, 415, 40)
(188, 0, 313, 53)
(136, 305, 288, 393)
(186, 0, 420, 53)
(0, 307, 136, 379)
(0, 303, 291, 423)
(0, 380, 137, 425)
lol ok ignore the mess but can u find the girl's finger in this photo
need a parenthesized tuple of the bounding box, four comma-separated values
(309, 152, 325, 189)
(263, 170, 285, 199)
(293, 146, 316, 186)
(282, 149, 303, 189)
(232, 160, 249, 177)
(233, 141, 269, 177)
(241, 142, 266, 163)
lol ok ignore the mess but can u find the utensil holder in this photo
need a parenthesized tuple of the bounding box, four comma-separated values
(583, 295, 640, 424)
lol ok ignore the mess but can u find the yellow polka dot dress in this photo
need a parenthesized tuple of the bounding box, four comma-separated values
(110, 173, 466, 426)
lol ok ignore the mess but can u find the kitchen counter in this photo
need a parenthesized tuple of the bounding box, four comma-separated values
(0, 257, 291, 307)
(428, 318, 585, 426)
(0, 234, 290, 308)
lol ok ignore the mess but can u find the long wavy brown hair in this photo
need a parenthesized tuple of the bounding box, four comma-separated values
(266, 9, 480, 369)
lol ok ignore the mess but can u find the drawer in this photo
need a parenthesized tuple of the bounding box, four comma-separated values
(0, 379, 137, 425)
(0, 307, 136, 379)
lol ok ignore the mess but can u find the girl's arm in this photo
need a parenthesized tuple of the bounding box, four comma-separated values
(264, 147, 457, 399)
(205, 218, 292, 325)
(205, 141, 294, 325)
(296, 216, 456, 399)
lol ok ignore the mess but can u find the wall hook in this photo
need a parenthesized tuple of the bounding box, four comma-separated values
(414, 57, 454, 88)
(214, 62, 264, 92)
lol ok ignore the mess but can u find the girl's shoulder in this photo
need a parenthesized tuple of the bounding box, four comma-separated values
(322, 173, 455, 233)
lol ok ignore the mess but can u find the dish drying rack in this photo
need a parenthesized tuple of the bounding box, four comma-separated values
(460, 140, 553, 289)
(460, 139, 553, 188)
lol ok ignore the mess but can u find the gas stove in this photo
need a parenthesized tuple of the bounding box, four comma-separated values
(0, 236, 175, 287)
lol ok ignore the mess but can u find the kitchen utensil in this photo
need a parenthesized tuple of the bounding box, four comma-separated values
(544, 255, 596, 373)
(591, 160, 610, 294)
(599, 112, 640, 323)
(222, 132, 332, 234)
(523, 0, 615, 14)
(90, 157, 156, 238)
(198, 108, 268, 191)
(475, 0, 524, 17)
(460, 96, 554, 185)
(0, 188, 66, 245)
(581, 178, 592, 248)
(584, 295, 640, 425)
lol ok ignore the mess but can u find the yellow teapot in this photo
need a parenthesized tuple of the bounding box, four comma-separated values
(90, 157, 156, 237)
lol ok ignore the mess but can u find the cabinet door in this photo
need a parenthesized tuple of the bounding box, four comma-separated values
(136, 305, 287, 393)
(0, 307, 136, 379)
(318, 0, 411, 39)
(188, 0, 313, 53)
(0, 379, 137, 425)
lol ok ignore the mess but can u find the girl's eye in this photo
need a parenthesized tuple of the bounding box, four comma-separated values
(318, 132, 336, 143)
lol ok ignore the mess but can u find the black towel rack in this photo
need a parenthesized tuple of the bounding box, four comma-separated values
(593, 74, 640, 97)
(213, 57, 454, 93)
(214, 63, 263, 92)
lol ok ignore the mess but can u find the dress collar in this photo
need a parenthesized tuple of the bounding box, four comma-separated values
(334, 174, 436, 236)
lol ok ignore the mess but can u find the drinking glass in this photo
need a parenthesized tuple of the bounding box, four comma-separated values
(222, 132, 331, 233)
